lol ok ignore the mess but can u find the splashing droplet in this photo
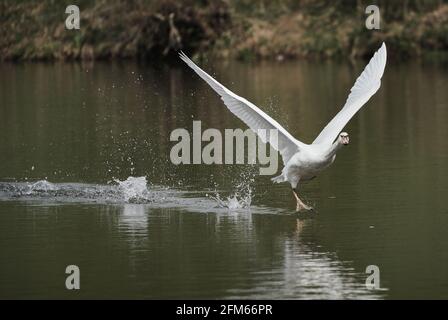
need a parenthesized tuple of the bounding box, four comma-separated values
(115, 176, 151, 202)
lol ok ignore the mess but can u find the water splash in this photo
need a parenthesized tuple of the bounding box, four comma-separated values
(208, 192, 251, 210)
(0, 176, 285, 215)
(28, 180, 58, 193)
(114, 176, 150, 202)
(0, 178, 155, 204)
(207, 168, 255, 210)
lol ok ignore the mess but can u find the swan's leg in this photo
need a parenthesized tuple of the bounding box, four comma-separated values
(292, 188, 312, 211)
(292, 189, 301, 211)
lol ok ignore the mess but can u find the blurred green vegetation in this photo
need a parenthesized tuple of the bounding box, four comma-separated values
(1, 0, 448, 61)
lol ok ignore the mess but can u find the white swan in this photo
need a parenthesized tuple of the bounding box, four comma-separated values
(179, 43, 387, 211)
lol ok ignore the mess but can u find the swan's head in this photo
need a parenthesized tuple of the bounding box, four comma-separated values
(339, 132, 349, 145)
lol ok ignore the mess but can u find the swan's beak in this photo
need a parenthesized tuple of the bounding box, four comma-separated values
(342, 136, 350, 145)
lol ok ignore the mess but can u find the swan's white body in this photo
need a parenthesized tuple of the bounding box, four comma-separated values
(180, 43, 387, 210)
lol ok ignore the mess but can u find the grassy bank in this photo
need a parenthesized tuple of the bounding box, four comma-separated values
(1, 0, 448, 62)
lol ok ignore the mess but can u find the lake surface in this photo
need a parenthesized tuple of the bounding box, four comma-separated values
(0, 58, 447, 299)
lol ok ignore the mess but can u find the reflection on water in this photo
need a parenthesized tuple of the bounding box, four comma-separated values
(121, 204, 147, 230)
(0, 201, 384, 299)
(225, 218, 383, 300)
(0, 59, 448, 299)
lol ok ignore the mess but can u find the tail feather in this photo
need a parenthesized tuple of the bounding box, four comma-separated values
(271, 174, 285, 183)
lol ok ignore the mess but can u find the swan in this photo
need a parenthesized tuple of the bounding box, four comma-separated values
(179, 43, 387, 211)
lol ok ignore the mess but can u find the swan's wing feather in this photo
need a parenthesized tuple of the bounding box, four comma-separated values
(312, 43, 387, 145)
(180, 52, 306, 165)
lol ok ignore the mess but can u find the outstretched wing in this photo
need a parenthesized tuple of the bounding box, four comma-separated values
(179, 52, 307, 165)
(312, 43, 387, 145)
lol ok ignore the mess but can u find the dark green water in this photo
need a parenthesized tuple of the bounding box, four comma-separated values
(0, 59, 447, 299)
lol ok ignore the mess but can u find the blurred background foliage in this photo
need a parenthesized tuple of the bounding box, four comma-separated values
(1, 0, 448, 61)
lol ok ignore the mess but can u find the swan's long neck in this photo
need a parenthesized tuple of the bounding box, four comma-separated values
(323, 140, 343, 160)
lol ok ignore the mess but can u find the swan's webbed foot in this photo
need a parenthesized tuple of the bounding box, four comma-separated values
(295, 197, 313, 211)
(296, 202, 313, 212)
